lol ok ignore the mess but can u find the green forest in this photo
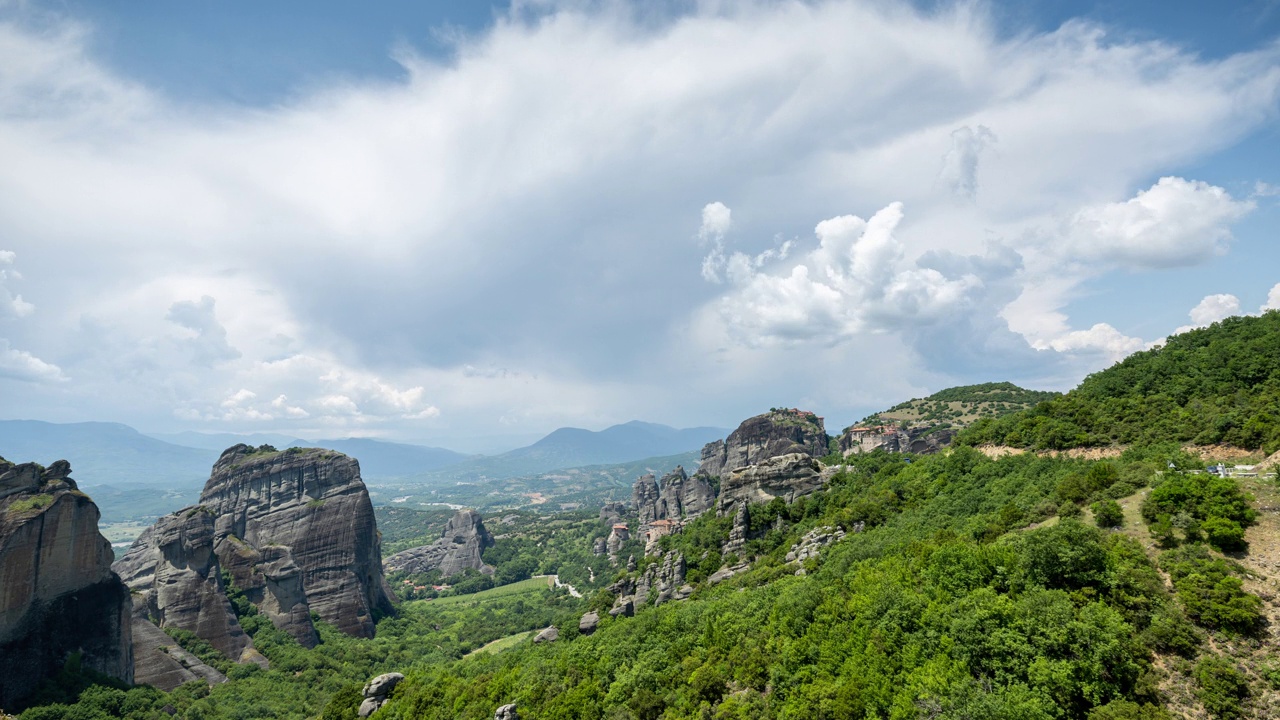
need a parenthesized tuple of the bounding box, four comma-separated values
(961, 312, 1280, 453)
(10, 314, 1280, 719)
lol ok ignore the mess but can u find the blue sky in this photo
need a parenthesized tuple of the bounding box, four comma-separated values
(0, 0, 1278, 450)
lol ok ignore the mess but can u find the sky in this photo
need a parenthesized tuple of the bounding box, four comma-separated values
(1, 0, 1279, 453)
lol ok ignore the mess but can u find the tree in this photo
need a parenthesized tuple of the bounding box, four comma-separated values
(1092, 499, 1124, 528)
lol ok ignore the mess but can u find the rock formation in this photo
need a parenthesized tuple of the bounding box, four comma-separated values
(632, 474, 662, 526)
(113, 507, 257, 661)
(0, 458, 132, 708)
(716, 453, 825, 514)
(608, 549, 689, 614)
(579, 610, 599, 635)
(723, 500, 749, 557)
(358, 672, 404, 718)
(605, 524, 629, 562)
(785, 525, 847, 574)
(383, 508, 495, 578)
(698, 409, 829, 479)
(655, 466, 715, 519)
(129, 613, 228, 691)
(495, 704, 520, 720)
(839, 425, 956, 456)
(592, 536, 607, 556)
(200, 445, 394, 642)
(534, 625, 559, 643)
(598, 501, 626, 525)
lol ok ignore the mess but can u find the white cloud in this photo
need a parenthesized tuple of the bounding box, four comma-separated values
(0, 4, 1278, 438)
(938, 125, 996, 200)
(1171, 292, 1242, 335)
(0, 249, 34, 318)
(705, 202, 985, 345)
(698, 201, 732, 283)
(1263, 283, 1280, 312)
(1040, 323, 1145, 358)
(1188, 293, 1240, 325)
(166, 295, 241, 365)
(1066, 177, 1253, 269)
(0, 339, 65, 383)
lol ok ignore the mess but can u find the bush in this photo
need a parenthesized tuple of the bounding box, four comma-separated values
(1194, 655, 1249, 720)
(1092, 499, 1124, 528)
(1160, 545, 1264, 634)
(1202, 517, 1245, 552)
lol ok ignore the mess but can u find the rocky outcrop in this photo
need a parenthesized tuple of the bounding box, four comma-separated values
(496, 704, 520, 720)
(200, 445, 394, 642)
(534, 625, 559, 643)
(0, 458, 132, 708)
(632, 474, 661, 526)
(113, 507, 257, 660)
(383, 508, 495, 578)
(606, 524, 628, 562)
(358, 672, 404, 718)
(579, 610, 599, 635)
(698, 409, 828, 479)
(598, 502, 626, 525)
(608, 549, 688, 614)
(839, 425, 956, 456)
(785, 526, 847, 575)
(723, 500, 749, 557)
(592, 536, 607, 556)
(129, 613, 228, 691)
(655, 466, 715, 519)
(716, 453, 825, 514)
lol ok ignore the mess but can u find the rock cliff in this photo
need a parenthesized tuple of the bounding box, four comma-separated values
(698, 409, 828, 479)
(0, 458, 132, 708)
(839, 425, 956, 456)
(716, 453, 825, 514)
(113, 507, 257, 660)
(631, 474, 662, 526)
(383, 508, 495, 578)
(200, 445, 394, 641)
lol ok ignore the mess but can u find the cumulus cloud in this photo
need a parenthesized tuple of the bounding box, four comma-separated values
(165, 296, 241, 365)
(706, 202, 988, 345)
(1263, 283, 1280, 312)
(1041, 323, 1146, 358)
(698, 201, 732, 283)
(0, 250, 34, 318)
(0, 339, 65, 383)
(1, 3, 1279, 437)
(1066, 177, 1254, 269)
(1170, 293, 1242, 335)
(938, 125, 996, 200)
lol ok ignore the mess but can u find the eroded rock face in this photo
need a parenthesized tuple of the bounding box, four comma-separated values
(698, 409, 828, 479)
(113, 507, 256, 659)
(839, 425, 956, 456)
(0, 458, 132, 708)
(723, 500, 749, 557)
(383, 508, 495, 578)
(632, 474, 661, 526)
(609, 549, 687, 613)
(716, 453, 824, 515)
(654, 466, 715, 519)
(201, 445, 394, 641)
(129, 613, 228, 691)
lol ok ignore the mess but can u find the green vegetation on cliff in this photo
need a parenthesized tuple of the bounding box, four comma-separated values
(860, 382, 1060, 429)
(961, 312, 1280, 452)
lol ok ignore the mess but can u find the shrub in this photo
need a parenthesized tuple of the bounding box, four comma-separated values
(1092, 499, 1124, 528)
(1194, 655, 1249, 720)
(1160, 545, 1264, 634)
(1201, 517, 1245, 552)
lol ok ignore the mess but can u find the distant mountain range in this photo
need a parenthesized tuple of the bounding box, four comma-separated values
(0, 420, 214, 489)
(0, 418, 728, 521)
(405, 421, 728, 484)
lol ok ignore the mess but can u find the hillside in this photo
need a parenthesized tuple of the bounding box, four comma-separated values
(859, 382, 1060, 429)
(962, 312, 1280, 452)
(13, 319, 1280, 719)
